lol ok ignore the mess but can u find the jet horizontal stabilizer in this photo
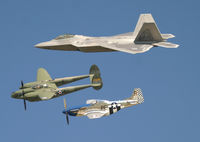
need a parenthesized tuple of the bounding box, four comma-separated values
(153, 42, 179, 48)
(161, 34, 175, 40)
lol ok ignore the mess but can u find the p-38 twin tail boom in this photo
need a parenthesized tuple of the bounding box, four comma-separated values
(35, 13, 179, 54)
(62, 88, 144, 125)
(11, 65, 103, 110)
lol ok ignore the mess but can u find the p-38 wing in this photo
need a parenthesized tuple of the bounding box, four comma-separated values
(37, 90, 55, 100)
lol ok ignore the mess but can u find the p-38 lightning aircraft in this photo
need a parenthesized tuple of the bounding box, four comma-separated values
(35, 13, 179, 55)
(62, 88, 144, 125)
(11, 65, 102, 110)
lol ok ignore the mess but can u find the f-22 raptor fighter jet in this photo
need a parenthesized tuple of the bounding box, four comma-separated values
(11, 65, 103, 110)
(35, 13, 179, 55)
(62, 88, 144, 125)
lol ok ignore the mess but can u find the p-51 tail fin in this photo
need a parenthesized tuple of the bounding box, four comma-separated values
(127, 88, 144, 104)
(133, 14, 179, 48)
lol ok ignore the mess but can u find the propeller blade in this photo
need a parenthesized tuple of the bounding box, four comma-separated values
(63, 98, 69, 125)
(21, 83, 26, 111)
(21, 80, 24, 88)
(64, 98, 67, 110)
(23, 98, 27, 110)
(66, 113, 69, 125)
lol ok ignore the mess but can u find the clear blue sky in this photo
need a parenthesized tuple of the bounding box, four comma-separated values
(0, 0, 199, 141)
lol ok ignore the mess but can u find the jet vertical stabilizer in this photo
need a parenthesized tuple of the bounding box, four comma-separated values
(133, 13, 179, 48)
(133, 14, 163, 43)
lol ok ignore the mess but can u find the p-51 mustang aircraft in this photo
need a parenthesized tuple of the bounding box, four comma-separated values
(62, 88, 144, 125)
(35, 13, 179, 55)
(11, 65, 103, 110)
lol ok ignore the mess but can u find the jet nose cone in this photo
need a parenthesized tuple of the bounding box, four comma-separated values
(35, 42, 46, 48)
(35, 41, 56, 50)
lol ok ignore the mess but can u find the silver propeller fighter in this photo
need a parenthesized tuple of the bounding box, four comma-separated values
(35, 13, 179, 55)
(63, 88, 144, 124)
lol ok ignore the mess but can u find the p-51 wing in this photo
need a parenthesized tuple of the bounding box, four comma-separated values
(85, 110, 108, 119)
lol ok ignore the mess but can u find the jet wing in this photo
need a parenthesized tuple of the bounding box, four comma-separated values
(97, 42, 153, 54)
(72, 39, 153, 54)
(85, 110, 107, 119)
(114, 32, 133, 37)
(37, 68, 52, 81)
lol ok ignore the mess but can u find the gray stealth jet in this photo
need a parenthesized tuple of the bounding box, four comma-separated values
(35, 13, 179, 55)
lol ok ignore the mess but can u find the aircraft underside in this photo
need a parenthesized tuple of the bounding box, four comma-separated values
(38, 44, 116, 52)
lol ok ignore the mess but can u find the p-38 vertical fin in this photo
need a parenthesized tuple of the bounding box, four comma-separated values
(37, 68, 52, 81)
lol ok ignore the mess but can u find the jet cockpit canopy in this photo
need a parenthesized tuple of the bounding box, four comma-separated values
(54, 34, 75, 40)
